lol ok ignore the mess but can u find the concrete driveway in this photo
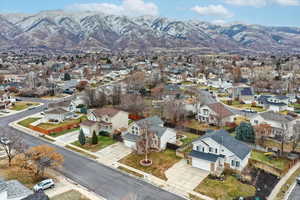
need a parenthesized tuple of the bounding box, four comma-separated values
(56, 130, 79, 144)
(96, 142, 132, 166)
(165, 160, 209, 191)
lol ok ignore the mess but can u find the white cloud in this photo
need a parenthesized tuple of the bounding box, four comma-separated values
(224, 0, 299, 6)
(212, 19, 227, 25)
(191, 5, 233, 18)
(66, 0, 159, 16)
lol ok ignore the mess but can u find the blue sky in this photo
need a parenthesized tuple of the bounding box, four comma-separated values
(1, 0, 300, 27)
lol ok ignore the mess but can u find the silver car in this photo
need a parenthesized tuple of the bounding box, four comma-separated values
(33, 179, 55, 191)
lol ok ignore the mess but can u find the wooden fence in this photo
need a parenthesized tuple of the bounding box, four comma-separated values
(29, 122, 80, 135)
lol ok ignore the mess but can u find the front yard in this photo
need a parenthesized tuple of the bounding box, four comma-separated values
(119, 149, 181, 180)
(178, 132, 199, 146)
(10, 102, 40, 111)
(37, 116, 87, 130)
(49, 128, 79, 137)
(51, 190, 90, 200)
(222, 100, 266, 112)
(183, 120, 218, 131)
(251, 150, 290, 170)
(194, 174, 256, 200)
(18, 117, 41, 128)
(72, 135, 117, 152)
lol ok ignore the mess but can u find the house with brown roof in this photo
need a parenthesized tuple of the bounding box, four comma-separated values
(86, 108, 128, 135)
(196, 103, 234, 126)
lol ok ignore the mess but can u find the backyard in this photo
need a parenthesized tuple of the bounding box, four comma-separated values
(72, 135, 117, 152)
(37, 116, 87, 130)
(251, 150, 291, 170)
(194, 174, 256, 200)
(10, 101, 40, 111)
(119, 149, 181, 180)
(221, 100, 266, 112)
(178, 131, 199, 146)
(183, 120, 218, 131)
(51, 190, 90, 200)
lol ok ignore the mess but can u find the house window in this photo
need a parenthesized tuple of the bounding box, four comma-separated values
(202, 147, 205, 152)
(196, 146, 200, 151)
(254, 120, 258, 124)
(236, 161, 240, 167)
(215, 149, 218, 154)
(231, 160, 235, 166)
(209, 147, 213, 152)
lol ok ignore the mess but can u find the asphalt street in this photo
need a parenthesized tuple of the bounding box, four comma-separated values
(0, 98, 185, 200)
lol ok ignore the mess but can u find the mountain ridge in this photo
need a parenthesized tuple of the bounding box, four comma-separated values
(1, 10, 300, 54)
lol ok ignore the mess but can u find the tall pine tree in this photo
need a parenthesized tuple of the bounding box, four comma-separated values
(91, 130, 98, 145)
(78, 129, 86, 145)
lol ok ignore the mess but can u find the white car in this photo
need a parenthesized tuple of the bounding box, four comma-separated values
(33, 179, 55, 191)
(0, 137, 10, 145)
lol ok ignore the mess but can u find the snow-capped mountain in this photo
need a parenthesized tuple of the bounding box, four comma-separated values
(1, 10, 300, 54)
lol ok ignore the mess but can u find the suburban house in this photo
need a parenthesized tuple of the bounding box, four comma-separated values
(196, 103, 234, 126)
(0, 92, 15, 110)
(80, 120, 99, 137)
(231, 84, 255, 104)
(0, 179, 33, 200)
(256, 95, 294, 112)
(249, 111, 298, 139)
(189, 130, 251, 174)
(122, 116, 176, 151)
(44, 108, 74, 122)
(206, 78, 232, 90)
(84, 108, 128, 136)
(48, 100, 75, 112)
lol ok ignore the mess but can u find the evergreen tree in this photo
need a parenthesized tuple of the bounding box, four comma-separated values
(78, 129, 86, 146)
(64, 73, 71, 81)
(235, 122, 255, 143)
(91, 130, 98, 145)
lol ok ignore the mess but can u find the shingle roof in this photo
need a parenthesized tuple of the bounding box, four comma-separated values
(45, 108, 69, 115)
(207, 103, 233, 118)
(195, 130, 251, 160)
(260, 111, 294, 123)
(22, 191, 49, 200)
(92, 108, 120, 118)
(240, 87, 253, 96)
(122, 132, 139, 142)
(80, 120, 98, 127)
(0, 180, 7, 193)
(135, 116, 163, 127)
(189, 150, 225, 162)
(6, 180, 33, 199)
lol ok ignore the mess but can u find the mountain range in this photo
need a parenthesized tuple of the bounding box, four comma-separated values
(1, 10, 300, 54)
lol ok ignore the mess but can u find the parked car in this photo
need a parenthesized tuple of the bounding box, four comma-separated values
(0, 137, 10, 145)
(33, 179, 55, 191)
(297, 176, 300, 184)
(28, 107, 36, 110)
(16, 98, 22, 101)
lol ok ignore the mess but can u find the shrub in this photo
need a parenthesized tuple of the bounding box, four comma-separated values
(78, 129, 86, 145)
(91, 131, 98, 145)
(99, 131, 110, 136)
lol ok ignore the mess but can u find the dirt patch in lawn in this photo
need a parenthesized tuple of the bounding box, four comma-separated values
(51, 190, 90, 200)
(119, 149, 181, 180)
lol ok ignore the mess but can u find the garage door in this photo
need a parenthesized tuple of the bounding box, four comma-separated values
(192, 157, 211, 171)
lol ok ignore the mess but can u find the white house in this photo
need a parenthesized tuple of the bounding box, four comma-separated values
(44, 108, 74, 122)
(196, 103, 234, 126)
(122, 116, 177, 151)
(207, 78, 232, 90)
(0, 92, 16, 110)
(256, 95, 294, 112)
(80, 120, 99, 137)
(249, 111, 298, 139)
(189, 130, 251, 174)
(86, 108, 128, 134)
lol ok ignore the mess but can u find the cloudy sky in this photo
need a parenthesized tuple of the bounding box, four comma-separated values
(1, 0, 300, 26)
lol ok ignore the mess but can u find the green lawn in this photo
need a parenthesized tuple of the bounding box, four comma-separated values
(222, 100, 266, 112)
(194, 175, 256, 200)
(72, 135, 116, 152)
(51, 190, 90, 200)
(17, 118, 41, 128)
(119, 149, 181, 180)
(183, 120, 218, 131)
(37, 116, 87, 130)
(49, 128, 80, 137)
(10, 102, 40, 111)
(251, 150, 290, 170)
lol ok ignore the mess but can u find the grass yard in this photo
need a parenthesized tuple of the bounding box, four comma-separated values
(10, 102, 40, 111)
(183, 120, 217, 131)
(263, 138, 300, 153)
(179, 132, 199, 146)
(49, 128, 79, 137)
(37, 116, 87, 130)
(72, 135, 116, 152)
(117, 166, 144, 178)
(17, 117, 41, 128)
(251, 150, 290, 170)
(222, 100, 266, 112)
(275, 167, 300, 200)
(51, 190, 90, 200)
(194, 174, 256, 200)
(119, 149, 181, 180)
(189, 194, 205, 200)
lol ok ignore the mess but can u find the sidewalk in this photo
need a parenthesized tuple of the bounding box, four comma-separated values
(268, 162, 300, 200)
(10, 115, 214, 200)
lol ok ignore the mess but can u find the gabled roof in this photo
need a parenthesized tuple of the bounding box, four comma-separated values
(92, 108, 121, 118)
(45, 108, 69, 115)
(135, 116, 164, 127)
(189, 150, 225, 162)
(6, 180, 33, 199)
(194, 130, 251, 160)
(259, 111, 294, 123)
(206, 103, 233, 118)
